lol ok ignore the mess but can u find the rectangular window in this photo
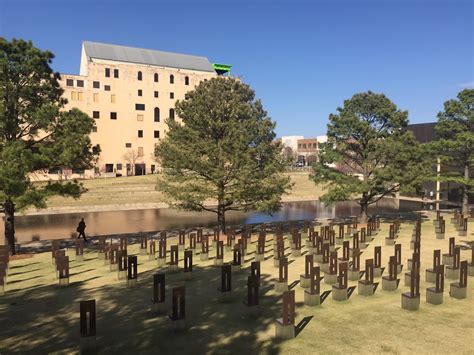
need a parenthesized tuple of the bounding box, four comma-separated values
(105, 164, 114, 173)
(114, 69, 119, 78)
(116, 163, 123, 170)
(138, 130, 143, 138)
(138, 89, 142, 96)
(110, 112, 117, 120)
(125, 143, 132, 148)
(105, 68, 110, 77)
(303, 144, 307, 149)
(154, 91, 159, 98)
(170, 92, 174, 99)
(135, 103, 145, 111)
(154, 130, 160, 138)
(92, 126, 97, 133)
(66, 79, 74, 87)
(298, 144, 301, 149)
(104, 85, 111, 91)
(77, 80, 84, 87)
(93, 81, 100, 89)
(138, 147, 144, 157)
(111, 94, 116, 103)
(93, 93, 99, 102)
(77, 92, 83, 101)
(137, 114, 144, 121)
(71, 91, 77, 100)
(93, 111, 100, 119)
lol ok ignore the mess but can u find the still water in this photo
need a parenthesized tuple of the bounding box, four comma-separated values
(4, 199, 422, 243)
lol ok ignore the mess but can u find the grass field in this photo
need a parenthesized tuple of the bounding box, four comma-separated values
(0, 214, 473, 353)
(28, 172, 326, 214)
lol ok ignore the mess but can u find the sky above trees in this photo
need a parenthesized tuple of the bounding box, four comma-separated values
(1, 0, 472, 137)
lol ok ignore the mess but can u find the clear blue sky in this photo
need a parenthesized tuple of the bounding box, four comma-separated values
(1, 0, 473, 137)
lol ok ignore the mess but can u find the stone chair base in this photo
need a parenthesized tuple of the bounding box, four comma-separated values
(468, 264, 474, 277)
(169, 264, 179, 272)
(273, 258, 281, 268)
(274, 281, 288, 293)
(300, 275, 310, 288)
(139, 248, 147, 256)
(275, 321, 295, 340)
(110, 264, 118, 272)
(291, 249, 302, 257)
(314, 254, 323, 263)
(445, 266, 460, 280)
(348, 269, 360, 281)
(425, 269, 436, 283)
(200, 253, 209, 261)
(358, 281, 374, 296)
(458, 231, 467, 237)
(373, 267, 383, 278)
(426, 287, 443, 305)
(0, 285, 5, 296)
(442, 254, 454, 266)
(151, 302, 167, 313)
(324, 272, 338, 285)
(214, 258, 224, 266)
(449, 283, 467, 299)
(332, 285, 348, 301)
(98, 253, 105, 260)
(401, 293, 420, 311)
(404, 272, 412, 287)
(385, 238, 396, 246)
(319, 262, 329, 274)
(396, 265, 403, 274)
(80, 336, 97, 352)
(231, 264, 241, 273)
(382, 277, 399, 291)
(127, 278, 138, 288)
(304, 291, 320, 306)
(157, 258, 167, 267)
(59, 277, 69, 286)
(254, 253, 265, 262)
(75, 255, 84, 262)
(178, 245, 185, 252)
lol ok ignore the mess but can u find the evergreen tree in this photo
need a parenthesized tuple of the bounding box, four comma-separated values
(311, 91, 428, 222)
(0, 38, 99, 254)
(432, 89, 473, 214)
(155, 77, 292, 230)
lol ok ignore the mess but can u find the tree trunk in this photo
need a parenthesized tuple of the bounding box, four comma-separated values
(462, 164, 469, 215)
(359, 203, 368, 223)
(4, 199, 16, 255)
(217, 204, 226, 233)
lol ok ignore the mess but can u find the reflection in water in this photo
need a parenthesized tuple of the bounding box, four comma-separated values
(2, 199, 421, 243)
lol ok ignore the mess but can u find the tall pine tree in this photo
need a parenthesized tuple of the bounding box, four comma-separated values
(0, 38, 99, 254)
(432, 89, 473, 214)
(311, 91, 429, 222)
(155, 77, 292, 231)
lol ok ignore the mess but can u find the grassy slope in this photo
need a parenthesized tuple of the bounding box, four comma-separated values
(32, 172, 325, 211)
(0, 215, 473, 353)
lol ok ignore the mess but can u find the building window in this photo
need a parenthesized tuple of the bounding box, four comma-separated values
(138, 89, 142, 96)
(137, 114, 144, 121)
(135, 103, 145, 111)
(154, 107, 160, 122)
(154, 130, 160, 138)
(114, 69, 119, 78)
(170, 75, 174, 84)
(117, 163, 123, 170)
(303, 144, 307, 149)
(138, 147, 144, 157)
(93, 111, 100, 119)
(125, 143, 132, 148)
(111, 94, 116, 103)
(137, 71, 142, 81)
(77, 80, 84, 87)
(93, 81, 100, 89)
(93, 93, 99, 102)
(169, 108, 175, 120)
(104, 85, 111, 91)
(298, 144, 301, 149)
(92, 126, 97, 133)
(110, 112, 117, 120)
(78, 92, 83, 101)
(151, 164, 155, 173)
(138, 130, 143, 138)
(313, 143, 317, 149)
(170, 92, 174, 99)
(185, 76, 189, 85)
(154, 91, 159, 98)
(105, 68, 110, 77)
(105, 164, 114, 173)
(66, 79, 74, 87)
(154, 73, 159, 82)
(71, 91, 77, 100)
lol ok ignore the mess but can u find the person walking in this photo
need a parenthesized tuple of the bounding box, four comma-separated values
(76, 218, 87, 241)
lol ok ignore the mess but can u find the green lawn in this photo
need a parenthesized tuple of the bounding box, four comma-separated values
(30, 172, 326, 212)
(0, 214, 473, 353)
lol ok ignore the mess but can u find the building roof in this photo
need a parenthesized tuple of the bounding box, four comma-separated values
(83, 41, 215, 73)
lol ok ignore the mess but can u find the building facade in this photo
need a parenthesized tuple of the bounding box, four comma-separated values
(54, 41, 229, 178)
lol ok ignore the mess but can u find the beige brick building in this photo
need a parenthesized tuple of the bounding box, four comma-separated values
(56, 41, 229, 178)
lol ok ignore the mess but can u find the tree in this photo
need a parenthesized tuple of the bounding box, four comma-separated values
(123, 148, 139, 176)
(431, 89, 473, 214)
(155, 77, 292, 231)
(310, 91, 429, 222)
(0, 38, 99, 254)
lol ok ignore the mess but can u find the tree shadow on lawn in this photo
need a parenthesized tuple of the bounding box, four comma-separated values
(0, 261, 285, 353)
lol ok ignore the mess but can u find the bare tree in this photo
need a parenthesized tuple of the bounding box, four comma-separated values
(123, 149, 139, 176)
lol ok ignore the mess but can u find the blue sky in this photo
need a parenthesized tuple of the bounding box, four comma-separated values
(1, 0, 473, 137)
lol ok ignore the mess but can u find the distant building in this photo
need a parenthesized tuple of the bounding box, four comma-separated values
(278, 135, 328, 166)
(45, 41, 232, 179)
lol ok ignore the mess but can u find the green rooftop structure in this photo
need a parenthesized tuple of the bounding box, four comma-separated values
(212, 63, 232, 76)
